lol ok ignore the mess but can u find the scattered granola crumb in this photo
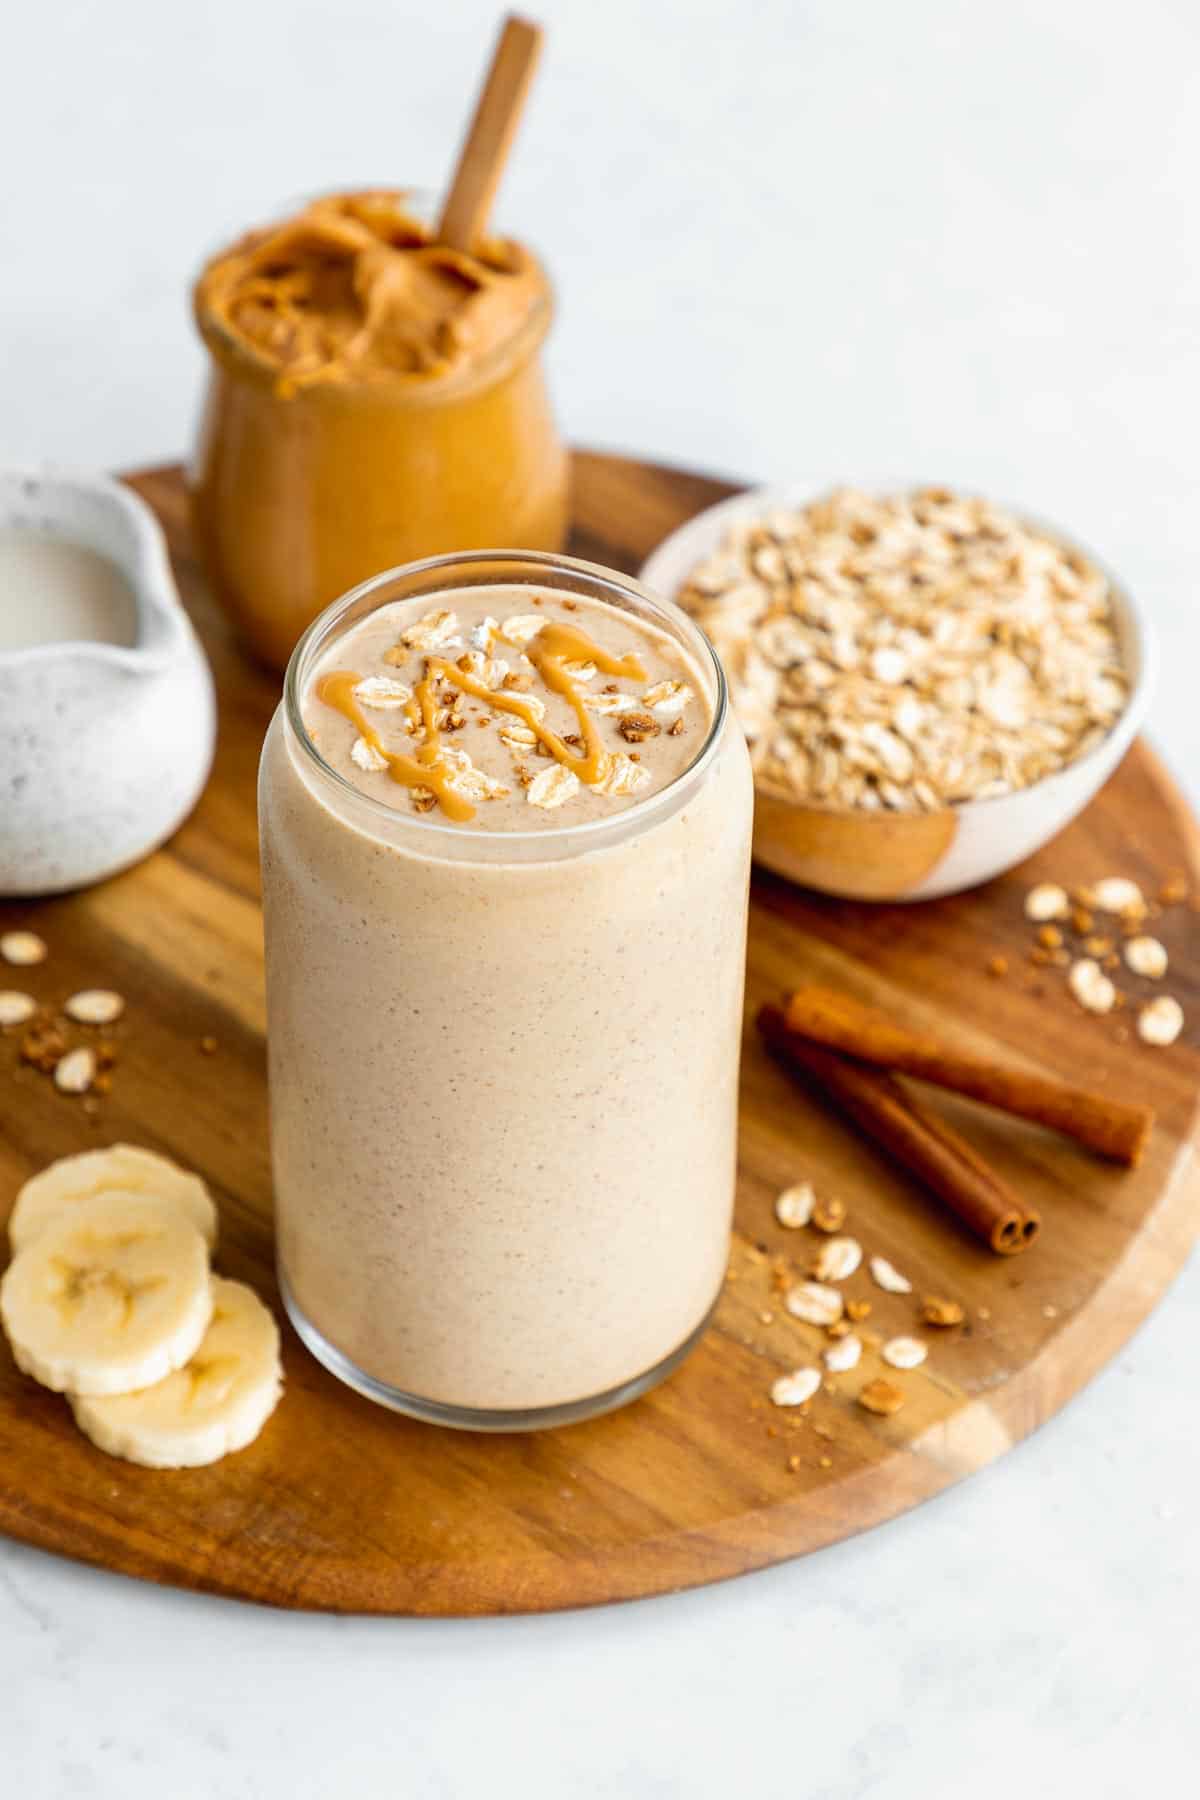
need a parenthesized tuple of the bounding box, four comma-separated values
(1071, 906, 1095, 935)
(846, 1298, 872, 1322)
(1138, 995, 1183, 1046)
(921, 1296, 965, 1328)
(987, 954, 1008, 978)
(811, 1194, 847, 1233)
(199, 1035, 218, 1055)
(859, 1377, 906, 1416)
(1036, 924, 1063, 950)
(818, 1455, 833, 1470)
(1042, 1303, 1059, 1319)
(616, 711, 661, 744)
(1159, 875, 1188, 906)
(1, 931, 47, 967)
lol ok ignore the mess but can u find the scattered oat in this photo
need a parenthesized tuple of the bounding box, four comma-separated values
(921, 1296, 965, 1328)
(499, 720, 539, 750)
(811, 1194, 847, 1233)
(54, 1046, 96, 1094)
(785, 1282, 844, 1327)
(496, 614, 546, 648)
(1124, 936, 1167, 979)
(858, 1378, 906, 1416)
(1025, 884, 1070, 922)
(774, 1182, 814, 1228)
(350, 736, 388, 773)
(64, 990, 124, 1026)
(562, 659, 597, 683)
(882, 1335, 927, 1370)
(823, 1334, 862, 1372)
(583, 690, 639, 715)
(1138, 995, 1183, 1047)
(526, 764, 581, 810)
(770, 1367, 821, 1408)
(440, 748, 510, 802)
(1092, 877, 1144, 916)
(1042, 1304, 1059, 1319)
(590, 753, 651, 797)
(0, 991, 36, 1027)
(353, 675, 412, 709)
(642, 680, 693, 718)
(1, 931, 46, 967)
(398, 609, 460, 652)
(813, 1236, 862, 1282)
(1069, 958, 1116, 1014)
(869, 1254, 912, 1294)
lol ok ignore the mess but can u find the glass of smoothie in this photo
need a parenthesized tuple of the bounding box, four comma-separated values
(259, 549, 753, 1429)
(190, 190, 568, 671)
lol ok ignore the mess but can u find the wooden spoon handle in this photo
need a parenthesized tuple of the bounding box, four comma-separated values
(437, 14, 544, 254)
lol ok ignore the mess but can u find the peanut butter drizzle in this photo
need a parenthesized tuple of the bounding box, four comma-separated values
(315, 619, 648, 821)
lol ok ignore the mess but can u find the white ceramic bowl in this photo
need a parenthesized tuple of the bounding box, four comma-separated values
(0, 468, 216, 895)
(640, 481, 1155, 902)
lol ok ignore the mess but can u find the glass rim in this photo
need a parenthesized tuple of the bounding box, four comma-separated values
(282, 548, 729, 854)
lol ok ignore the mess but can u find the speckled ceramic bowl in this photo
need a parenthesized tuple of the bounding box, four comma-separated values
(640, 481, 1155, 902)
(0, 468, 215, 895)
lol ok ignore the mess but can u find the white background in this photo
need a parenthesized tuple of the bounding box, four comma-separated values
(2, 0, 1199, 1794)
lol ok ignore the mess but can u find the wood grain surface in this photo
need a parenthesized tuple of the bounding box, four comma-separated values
(0, 453, 1197, 1616)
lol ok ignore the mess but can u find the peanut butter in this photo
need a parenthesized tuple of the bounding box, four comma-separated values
(190, 191, 568, 670)
(194, 190, 548, 392)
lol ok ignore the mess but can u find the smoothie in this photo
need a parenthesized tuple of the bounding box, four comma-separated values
(259, 554, 753, 1426)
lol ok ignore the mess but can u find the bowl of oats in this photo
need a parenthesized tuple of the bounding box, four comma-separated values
(640, 483, 1153, 901)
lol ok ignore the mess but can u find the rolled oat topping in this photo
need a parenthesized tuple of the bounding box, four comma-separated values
(678, 488, 1127, 812)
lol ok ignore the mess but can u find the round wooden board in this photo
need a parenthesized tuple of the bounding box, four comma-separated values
(1, 454, 1198, 1616)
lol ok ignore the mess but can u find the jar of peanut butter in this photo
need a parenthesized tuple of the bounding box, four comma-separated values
(190, 191, 568, 670)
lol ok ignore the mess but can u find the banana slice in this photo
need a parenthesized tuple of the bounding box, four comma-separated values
(9, 1143, 217, 1254)
(0, 1193, 213, 1396)
(70, 1277, 282, 1469)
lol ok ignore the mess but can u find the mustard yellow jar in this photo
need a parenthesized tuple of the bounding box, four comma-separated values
(190, 191, 568, 670)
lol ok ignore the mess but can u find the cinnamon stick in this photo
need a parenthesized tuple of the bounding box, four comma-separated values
(784, 985, 1153, 1167)
(758, 1005, 1040, 1255)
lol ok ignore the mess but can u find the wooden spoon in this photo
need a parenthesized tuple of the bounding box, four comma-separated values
(437, 13, 544, 255)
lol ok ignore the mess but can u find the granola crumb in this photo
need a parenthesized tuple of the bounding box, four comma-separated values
(921, 1295, 965, 1327)
(858, 1377, 906, 1416)
(199, 1035, 218, 1055)
(987, 954, 1008, 977)
(811, 1194, 847, 1233)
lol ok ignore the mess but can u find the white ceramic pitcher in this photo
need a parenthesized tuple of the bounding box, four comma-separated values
(0, 468, 215, 895)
